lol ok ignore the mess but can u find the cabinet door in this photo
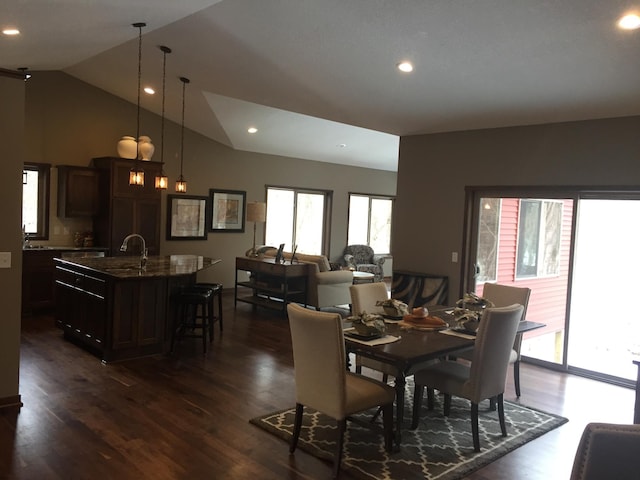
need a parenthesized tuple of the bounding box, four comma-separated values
(111, 197, 135, 256)
(57, 166, 99, 217)
(136, 199, 161, 255)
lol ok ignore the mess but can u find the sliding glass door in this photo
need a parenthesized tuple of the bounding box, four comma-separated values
(465, 188, 640, 385)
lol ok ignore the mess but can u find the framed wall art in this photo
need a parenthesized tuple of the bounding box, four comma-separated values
(167, 194, 208, 240)
(209, 189, 246, 232)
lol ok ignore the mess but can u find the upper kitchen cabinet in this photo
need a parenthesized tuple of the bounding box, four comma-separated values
(91, 157, 162, 257)
(57, 165, 99, 217)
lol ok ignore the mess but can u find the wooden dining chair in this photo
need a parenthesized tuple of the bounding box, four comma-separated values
(287, 303, 395, 478)
(411, 304, 523, 451)
(456, 283, 531, 397)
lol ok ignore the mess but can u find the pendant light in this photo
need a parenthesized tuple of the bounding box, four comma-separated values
(175, 76, 190, 193)
(129, 22, 146, 187)
(154, 45, 171, 190)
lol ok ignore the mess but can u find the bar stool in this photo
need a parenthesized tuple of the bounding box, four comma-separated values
(195, 282, 223, 332)
(171, 286, 214, 354)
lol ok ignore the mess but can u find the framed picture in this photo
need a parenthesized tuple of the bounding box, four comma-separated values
(209, 189, 246, 232)
(167, 194, 208, 240)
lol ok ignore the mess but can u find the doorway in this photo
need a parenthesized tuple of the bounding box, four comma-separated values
(465, 188, 639, 386)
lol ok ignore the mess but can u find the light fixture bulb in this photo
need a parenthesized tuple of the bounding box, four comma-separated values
(619, 13, 640, 30)
(175, 176, 187, 193)
(397, 61, 414, 73)
(2, 28, 20, 36)
(248, 127, 258, 134)
(154, 170, 168, 190)
(144, 86, 155, 95)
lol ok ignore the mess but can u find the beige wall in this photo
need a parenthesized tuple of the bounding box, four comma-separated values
(394, 116, 640, 301)
(0, 72, 25, 406)
(25, 71, 397, 286)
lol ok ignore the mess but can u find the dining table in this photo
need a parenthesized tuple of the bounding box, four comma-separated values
(344, 306, 546, 447)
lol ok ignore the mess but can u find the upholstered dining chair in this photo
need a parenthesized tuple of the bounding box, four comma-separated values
(570, 423, 640, 480)
(286, 303, 395, 478)
(456, 283, 531, 397)
(350, 282, 397, 382)
(411, 304, 524, 452)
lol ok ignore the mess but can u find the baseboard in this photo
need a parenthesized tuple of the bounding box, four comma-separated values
(0, 394, 23, 411)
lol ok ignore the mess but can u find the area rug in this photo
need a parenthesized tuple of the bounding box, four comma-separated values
(250, 385, 568, 480)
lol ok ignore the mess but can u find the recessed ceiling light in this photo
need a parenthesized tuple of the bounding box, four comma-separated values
(143, 87, 155, 95)
(247, 127, 258, 134)
(338, 143, 347, 148)
(618, 13, 640, 30)
(2, 28, 20, 36)
(397, 61, 414, 73)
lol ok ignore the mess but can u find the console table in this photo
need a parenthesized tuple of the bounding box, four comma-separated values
(235, 256, 309, 314)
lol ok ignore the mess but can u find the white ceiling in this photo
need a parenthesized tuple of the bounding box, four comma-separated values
(2, 0, 640, 172)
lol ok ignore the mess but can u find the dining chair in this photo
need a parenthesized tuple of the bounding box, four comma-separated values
(411, 303, 524, 452)
(570, 422, 640, 480)
(287, 303, 395, 478)
(349, 282, 397, 382)
(456, 283, 531, 397)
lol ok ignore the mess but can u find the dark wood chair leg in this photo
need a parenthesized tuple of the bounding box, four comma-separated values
(427, 387, 435, 410)
(443, 393, 451, 416)
(382, 403, 394, 452)
(489, 396, 497, 411)
(514, 360, 521, 397)
(471, 402, 480, 452)
(497, 393, 507, 436)
(411, 384, 424, 429)
(333, 419, 346, 478)
(290, 403, 304, 453)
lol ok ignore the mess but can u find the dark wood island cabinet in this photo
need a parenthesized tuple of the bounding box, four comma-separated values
(54, 255, 220, 363)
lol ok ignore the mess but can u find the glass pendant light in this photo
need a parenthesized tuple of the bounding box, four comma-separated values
(129, 22, 146, 187)
(175, 76, 190, 193)
(154, 45, 171, 190)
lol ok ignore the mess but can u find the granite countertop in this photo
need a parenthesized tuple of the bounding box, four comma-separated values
(23, 245, 108, 251)
(55, 255, 221, 278)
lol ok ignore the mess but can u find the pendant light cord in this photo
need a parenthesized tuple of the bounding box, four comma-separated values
(179, 76, 190, 178)
(159, 46, 171, 166)
(133, 22, 145, 160)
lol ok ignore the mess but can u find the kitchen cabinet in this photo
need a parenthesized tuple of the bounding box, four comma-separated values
(91, 157, 162, 257)
(57, 165, 99, 217)
(54, 255, 219, 363)
(22, 248, 107, 316)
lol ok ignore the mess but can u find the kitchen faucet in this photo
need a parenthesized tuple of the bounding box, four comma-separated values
(120, 234, 148, 269)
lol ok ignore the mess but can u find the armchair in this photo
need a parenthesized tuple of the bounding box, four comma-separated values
(343, 244, 386, 281)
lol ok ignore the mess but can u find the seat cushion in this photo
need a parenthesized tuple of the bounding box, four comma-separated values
(343, 372, 395, 418)
(414, 360, 471, 398)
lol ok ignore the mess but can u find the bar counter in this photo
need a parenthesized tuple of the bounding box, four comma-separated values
(54, 255, 221, 363)
(55, 254, 221, 278)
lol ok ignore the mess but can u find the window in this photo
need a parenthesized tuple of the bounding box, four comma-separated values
(264, 186, 331, 255)
(516, 199, 562, 278)
(476, 198, 501, 283)
(22, 163, 51, 240)
(347, 194, 393, 254)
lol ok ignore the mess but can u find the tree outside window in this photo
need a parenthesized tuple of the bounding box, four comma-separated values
(347, 194, 393, 254)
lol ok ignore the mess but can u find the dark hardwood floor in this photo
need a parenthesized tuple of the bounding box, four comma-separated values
(1, 294, 636, 479)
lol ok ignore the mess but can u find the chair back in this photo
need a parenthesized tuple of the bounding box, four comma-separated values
(570, 422, 640, 480)
(287, 303, 347, 419)
(345, 244, 375, 264)
(482, 283, 531, 353)
(467, 304, 523, 402)
(349, 282, 388, 316)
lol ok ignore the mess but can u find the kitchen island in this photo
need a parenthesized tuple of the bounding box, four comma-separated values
(54, 255, 221, 363)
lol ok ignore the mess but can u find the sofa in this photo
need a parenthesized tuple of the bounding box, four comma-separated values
(260, 248, 353, 310)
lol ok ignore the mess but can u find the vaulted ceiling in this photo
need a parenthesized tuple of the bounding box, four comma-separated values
(3, 0, 640, 171)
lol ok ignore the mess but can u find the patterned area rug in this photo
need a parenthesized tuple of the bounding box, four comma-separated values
(250, 385, 568, 480)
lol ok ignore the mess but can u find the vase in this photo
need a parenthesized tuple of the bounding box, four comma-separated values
(137, 136, 154, 161)
(117, 136, 137, 159)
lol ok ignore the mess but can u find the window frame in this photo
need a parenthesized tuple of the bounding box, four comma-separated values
(264, 185, 332, 256)
(22, 162, 51, 240)
(347, 192, 394, 255)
